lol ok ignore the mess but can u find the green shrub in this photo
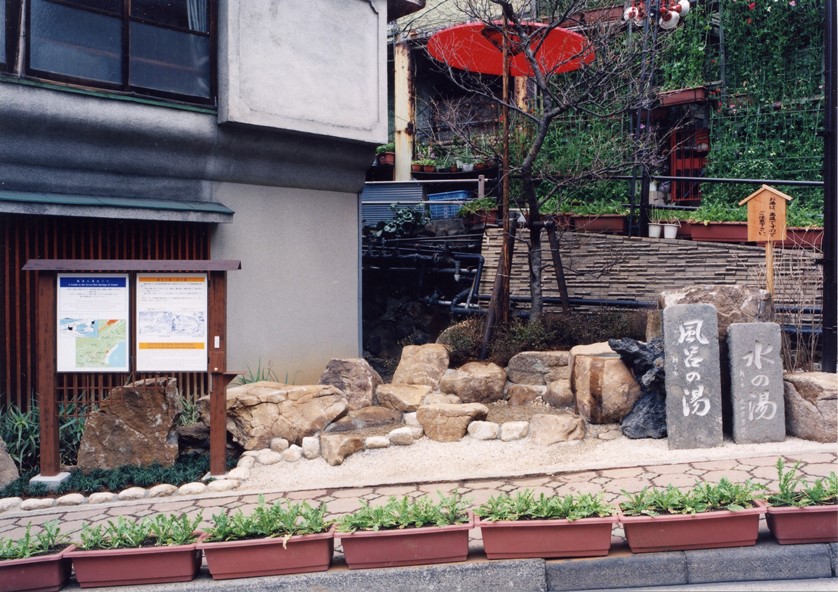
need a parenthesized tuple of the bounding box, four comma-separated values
(488, 318, 557, 366)
(475, 490, 615, 522)
(435, 317, 485, 366)
(0, 521, 68, 560)
(620, 478, 765, 516)
(336, 492, 469, 533)
(768, 458, 838, 508)
(78, 513, 201, 550)
(0, 401, 87, 473)
(203, 496, 329, 542)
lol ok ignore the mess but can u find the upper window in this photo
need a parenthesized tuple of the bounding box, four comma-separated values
(26, 0, 214, 104)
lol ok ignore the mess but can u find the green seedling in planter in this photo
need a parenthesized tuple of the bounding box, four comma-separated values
(203, 496, 330, 543)
(459, 197, 497, 217)
(375, 142, 395, 155)
(475, 490, 615, 522)
(78, 513, 202, 550)
(620, 478, 765, 516)
(336, 492, 470, 533)
(767, 458, 838, 508)
(0, 521, 68, 560)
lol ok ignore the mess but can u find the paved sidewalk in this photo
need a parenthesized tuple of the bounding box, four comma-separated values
(0, 448, 835, 591)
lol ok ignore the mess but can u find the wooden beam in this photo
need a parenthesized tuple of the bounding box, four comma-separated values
(36, 271, 60, 476)
(23, 259, 241, 272)
(394, 40, 414, 182)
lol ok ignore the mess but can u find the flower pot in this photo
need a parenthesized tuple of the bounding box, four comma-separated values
(760, 501, 838, 545)
(780, 227, 824, 249)
(65, 543, 201, 588)
(477, 515, 617, 559)
(411, 163, 422, 172)
(648, 222, 662, 238)
(378, 152, 395, 166)
(688, 221, 748, 243)
(662, 222, 679, 239)
(571, 214, 626, 234)
(658, 86, 707, 107)
(620, 505, 765, 553)
(337, 515, 474, 569)
(0, 545, 74, 592)
(422, 165, 436, 173)
(198, 527, 335, 579)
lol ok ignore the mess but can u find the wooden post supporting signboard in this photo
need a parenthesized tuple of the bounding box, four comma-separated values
(739, 185, 792, 297)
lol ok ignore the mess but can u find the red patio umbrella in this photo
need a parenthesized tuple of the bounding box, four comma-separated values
(427, 20, 593, 77)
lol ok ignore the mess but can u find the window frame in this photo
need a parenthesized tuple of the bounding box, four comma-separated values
(1, 0, 22, 73)
(24, 0, 216, 106)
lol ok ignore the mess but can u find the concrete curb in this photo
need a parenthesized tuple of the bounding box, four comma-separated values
(59, 539, 838, 591)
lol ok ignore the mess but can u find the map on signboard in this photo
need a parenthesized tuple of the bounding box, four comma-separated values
(60, 318, 128, 370)
(138, 311, 205, 338)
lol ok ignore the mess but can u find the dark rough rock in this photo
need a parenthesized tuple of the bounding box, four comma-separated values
(609, 337, 667, 439)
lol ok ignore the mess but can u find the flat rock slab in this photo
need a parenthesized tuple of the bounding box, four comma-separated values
(417, 403, 488, 442)
(663, 304, 723, 449)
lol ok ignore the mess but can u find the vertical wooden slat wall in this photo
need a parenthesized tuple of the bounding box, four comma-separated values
(1, 214, 211, 414)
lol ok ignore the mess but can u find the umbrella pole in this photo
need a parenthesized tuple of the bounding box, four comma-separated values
(481, 15, 514, 358)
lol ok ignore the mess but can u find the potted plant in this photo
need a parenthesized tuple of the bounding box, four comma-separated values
(336, 492, 472, 569)
(475, 490, 617, 559)
(198, 497, 334, 579)
(760, 458, 838, 544)
(65, 513, 202, 588)
(687, 201, 748, 243)
(459, 196, 498, 227)
(650, 209, 684, 239)
(415, 158, 436, 173)
(0, 521, 74, 592)
(619, 478, 766, 553)
(376, 142, 396, 166)
(569, 199, 628, 234)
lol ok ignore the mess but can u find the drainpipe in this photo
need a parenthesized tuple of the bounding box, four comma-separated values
(822, 0, 837, 372)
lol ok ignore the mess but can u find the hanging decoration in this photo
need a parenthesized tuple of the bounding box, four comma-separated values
(624, 0, 692, 29)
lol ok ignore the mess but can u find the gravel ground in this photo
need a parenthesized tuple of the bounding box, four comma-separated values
(239, 428, 836, 493)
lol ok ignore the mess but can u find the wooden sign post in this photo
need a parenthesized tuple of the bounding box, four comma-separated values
(739, 185, 792, 296)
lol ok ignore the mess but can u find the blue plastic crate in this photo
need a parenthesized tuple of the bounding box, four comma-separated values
(427, 190, 471, 219)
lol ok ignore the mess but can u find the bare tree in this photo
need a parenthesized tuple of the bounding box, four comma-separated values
(410, 0, 668, 326)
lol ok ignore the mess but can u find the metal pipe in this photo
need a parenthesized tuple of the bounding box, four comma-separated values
(821, 0, 837, 372)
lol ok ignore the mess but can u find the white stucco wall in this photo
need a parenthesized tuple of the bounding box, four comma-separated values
(218, 0, 388, 144)
(211, 183, 361, 384)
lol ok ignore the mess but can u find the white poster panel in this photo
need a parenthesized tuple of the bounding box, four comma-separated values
(136, 273, 208, 372)
(57, 274, 130, 372)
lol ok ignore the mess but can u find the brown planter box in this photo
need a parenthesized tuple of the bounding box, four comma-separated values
(65, 543, 201, 588)
(337, 515, 473, 569)
(688, 221, 749, 243)
(658, 86, 708, 107)
(779, 227, 824, 249)
(198, 527, 334, 579)
(0, 545, 74, 592)
(477, 515, 617, 559)
(761, 501, 838, 544)
(620, 505, 765, 553)
(571, 214, 626, 234)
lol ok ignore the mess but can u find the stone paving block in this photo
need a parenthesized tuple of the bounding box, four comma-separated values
(685, 540, 833, 583)
(331, 487, 374, 499)
(803, 463, 838, 477)
(547, 550, 688, 591)
(554, 481, 601, 496)
(829, 543, 837, 576)
(285, 489, 328, 500)
(374, 485, 418, 496)
(701, 469, 753, 483)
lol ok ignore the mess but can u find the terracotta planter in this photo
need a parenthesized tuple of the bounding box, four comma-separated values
(760, 501, 838, 545)
(571, 214, 626, 234)
(65, 543, 201, 588)
(688, 221, 749, 243)
(0, 545, 74, 592)
(337, 515, 474, 569)
(377, 152, 395, 166)
(658, 86, 707, 107)
(477, 515, 617, 559)
(620, 505, 765, 553)
(779, 227, 824, 249)
(198, 527, 335, 579)
(422, 165, 436, 173)
(411, 164, 422, 172)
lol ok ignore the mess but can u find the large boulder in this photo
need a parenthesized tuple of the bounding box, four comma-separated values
(572, 353, 641, 424)
(438, 362, 506, 403)
(784, 372, 837, 443)
(416, 403, 488, 442)
(200, 382, 348, 449)
(325, 406, 402, 433)
(659, 285, 771, 339)
(78, 378, 181, 471)
(529, 413, 586, 445)
(391, 344, 450, 388)
(506, 351, 570, 385)
(319, 358, 383, 410)
(0, 439, 19, 488)
(543, 379, 574, 410)
(376, 384, 432, 412)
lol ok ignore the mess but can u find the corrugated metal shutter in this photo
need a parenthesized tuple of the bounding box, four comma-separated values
(361, 183, 426, 227)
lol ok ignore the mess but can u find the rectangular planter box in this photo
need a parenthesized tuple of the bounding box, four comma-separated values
(620, 505, 764, 553)
(0, 545, 74, 592)
(337, 516, 474, 569)
(477, 515, 617, 559)
(688, 221, 749, 243)
(65, 543, 201, 588)
(779, 227, 824, 249)
(198, 527, 335, 579)
(762, 502, 838, 544)
(571, 214, 626, 234)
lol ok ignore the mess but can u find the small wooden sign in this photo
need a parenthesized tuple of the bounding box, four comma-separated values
(738, 184, 791, 243)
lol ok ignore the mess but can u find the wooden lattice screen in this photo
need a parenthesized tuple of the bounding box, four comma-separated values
(1, 213, 211, 412)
